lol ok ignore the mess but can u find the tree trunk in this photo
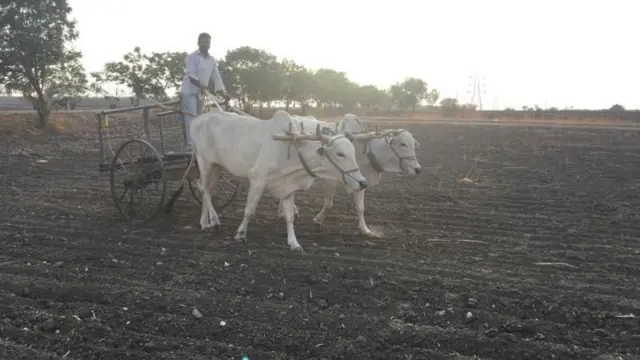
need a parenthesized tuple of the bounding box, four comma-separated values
(259, 102, 264, 117)
(285, 99, 290, 111)
(27, 91, 51, 128)
(35, 96, 50, 128)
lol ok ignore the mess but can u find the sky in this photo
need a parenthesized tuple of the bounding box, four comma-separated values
(69, 0, 639, 110)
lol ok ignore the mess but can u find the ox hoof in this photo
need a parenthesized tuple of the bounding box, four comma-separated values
(312, 217, 324, 225)
(200, 215, 221, 231)
(200, 222, 221, 231)
(200, 223, 219, 231)
(290, 246, 304, 253)
(364, 230, 383, 238)
(234, 233, 247, 242)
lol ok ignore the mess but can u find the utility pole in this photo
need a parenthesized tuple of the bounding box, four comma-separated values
(467, 75, 486, 110)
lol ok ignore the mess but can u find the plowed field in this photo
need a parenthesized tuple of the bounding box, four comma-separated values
(1, 120, 639, 359)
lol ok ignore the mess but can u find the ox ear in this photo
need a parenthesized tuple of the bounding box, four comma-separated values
(315, 147, 325, 156)
(414, 140, 421, 148)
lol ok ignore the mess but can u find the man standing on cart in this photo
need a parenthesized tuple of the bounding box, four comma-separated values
(180, 32, 229, 150)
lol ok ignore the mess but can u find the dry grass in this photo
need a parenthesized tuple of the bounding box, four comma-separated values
(0, 110, 141, 135)
(2, 109, 639, 137)
(363, 115, 639, 127)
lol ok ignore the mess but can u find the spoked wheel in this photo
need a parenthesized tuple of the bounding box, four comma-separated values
(188, 167, 241, 211)
(109, 139, 167, 224)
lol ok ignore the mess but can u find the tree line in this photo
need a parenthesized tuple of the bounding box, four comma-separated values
(90, 46, 440, 114)
(0, 0, 444, 127)
(2, 0, 631, 128)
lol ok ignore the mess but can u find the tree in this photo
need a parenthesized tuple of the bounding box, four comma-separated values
(0, 0, 82, 127)
(93, 47, 182, 105)
(440, 98, 460, 117)
(356, 85, 391, 115)
(312, 68, 354, 109)
(145, 51, 188, 95)
(357, 85, 383, 108)
(224, 46, 280, 112)
(48, 50, 88, 110)
(255, 55, 282, 114)
(390, 83, 411, 109)
(399, 77, 429, 114)
(609, 104, 625, 112)
(425, 89, 440, 106)
(280, 59, 315, 112)
(88, 72, 107, 96)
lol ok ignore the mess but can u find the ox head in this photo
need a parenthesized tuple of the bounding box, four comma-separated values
(383, 129, 422, 175)
(273, 123, 368, 192)
(346, 128, 422, 175)
(337, 113, 366, 135)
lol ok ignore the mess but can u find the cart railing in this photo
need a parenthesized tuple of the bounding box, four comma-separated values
(95, 100, 182, 172)
(156, 109, 188, 155)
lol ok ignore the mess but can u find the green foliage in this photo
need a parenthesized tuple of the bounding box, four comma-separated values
(224, 46, 280, 111)
(280, 59, 315, 111)
(145, 51, 188, 94)
(440, 98, 460, 117)
(0, 0, 82, 126)
(390, 77, 431, 113)
(313, 68, 353, 108)
(425, 89, 440, 106)
(357, 85, 387, 108)
(92, 47, 174, 104)
(1, 0, 441, 119)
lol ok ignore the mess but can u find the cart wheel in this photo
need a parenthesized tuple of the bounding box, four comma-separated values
(109, 139, 167, 224)
(188, 168, 241, 211)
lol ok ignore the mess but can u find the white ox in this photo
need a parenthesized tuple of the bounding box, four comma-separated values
(279, 114, 422, 237)
(189, 109, 373, 251)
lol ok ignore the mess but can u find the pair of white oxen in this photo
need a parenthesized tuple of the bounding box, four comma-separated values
(189, 108, 422, 251)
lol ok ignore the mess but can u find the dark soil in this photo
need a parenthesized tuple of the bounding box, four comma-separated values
(1, 121, 639, 360)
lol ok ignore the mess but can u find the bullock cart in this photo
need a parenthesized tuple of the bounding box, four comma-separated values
(95, 97, 241, 224)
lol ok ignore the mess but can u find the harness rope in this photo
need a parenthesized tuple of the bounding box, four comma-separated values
(340, 117, 416, 174)
(284, 122, 361, 184)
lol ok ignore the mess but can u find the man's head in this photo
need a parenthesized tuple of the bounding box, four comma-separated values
(198, 33, 211, 54)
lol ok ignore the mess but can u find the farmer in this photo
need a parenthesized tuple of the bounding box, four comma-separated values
(180, 32, 228, 149)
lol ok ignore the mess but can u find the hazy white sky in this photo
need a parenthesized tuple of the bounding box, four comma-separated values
(69, 0, 638, 110)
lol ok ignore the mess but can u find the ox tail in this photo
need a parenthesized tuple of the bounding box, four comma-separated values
(164, 148, 197, 214)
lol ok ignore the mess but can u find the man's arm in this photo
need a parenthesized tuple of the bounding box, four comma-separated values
(209, 57, 226, 94)
(185, 53, 200, 86)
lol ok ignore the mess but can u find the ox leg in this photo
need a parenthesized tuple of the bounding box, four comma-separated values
(278, 200, 299, 219)
(234, 179, 266, 241)
(353, 190, 382, 238)
(313, 181, 337, 225)
(197, 157, 221, 231)
(281, 193, 303, 251)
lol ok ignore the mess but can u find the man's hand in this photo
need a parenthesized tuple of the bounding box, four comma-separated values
(216, 90, 230, 102)
(188, 75, 200, 86)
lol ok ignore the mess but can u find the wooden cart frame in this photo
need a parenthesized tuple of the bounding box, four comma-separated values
(95, 98, 241, 224)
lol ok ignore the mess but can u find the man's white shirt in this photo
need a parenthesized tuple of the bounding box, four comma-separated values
(180, 50, 225, 98)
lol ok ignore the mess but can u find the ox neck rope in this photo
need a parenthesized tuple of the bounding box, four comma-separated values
(291, 135, 361, 184)
(363, 131, 417, 174)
